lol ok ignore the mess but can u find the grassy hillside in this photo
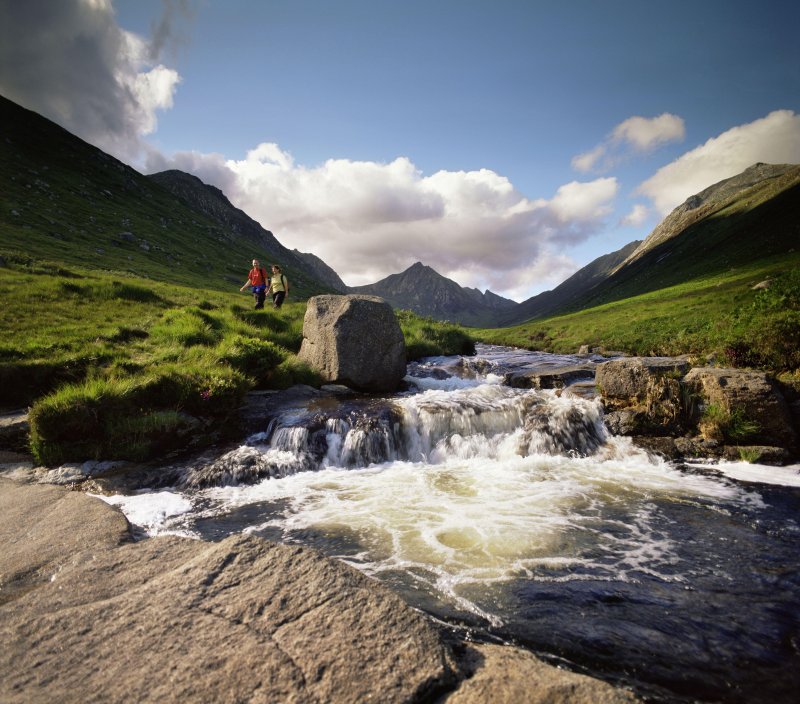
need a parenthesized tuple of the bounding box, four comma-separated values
(475, 252, 800, 372)
(0, 254, 473, 465)
(537, 167, 800, 319)
(0, 95, 329, 299)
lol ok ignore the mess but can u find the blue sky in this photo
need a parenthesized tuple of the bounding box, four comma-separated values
(2, 0, 799, 300)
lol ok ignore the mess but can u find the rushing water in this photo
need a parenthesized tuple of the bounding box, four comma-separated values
(101, 346, 800, 703)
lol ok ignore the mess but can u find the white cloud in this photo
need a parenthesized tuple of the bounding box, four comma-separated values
(573, 113, 685, 174)
(620, 204, 650, 227)
(637, 110, 800, 215)
(0, 0, 185, 162)
(611, 113, 686, 151)
(571, 145, 607, 173)
(150, 146, 618, 300)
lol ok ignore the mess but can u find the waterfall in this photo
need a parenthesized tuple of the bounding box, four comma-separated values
(181, 382, 610, 488)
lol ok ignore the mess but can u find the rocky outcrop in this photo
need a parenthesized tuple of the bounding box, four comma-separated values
(596, 357, 690, 436)
(597, 359, 798, 463)
(684, 367, 797, 447)
(298, 294, 407, 392)
(0, 479, 640, 703)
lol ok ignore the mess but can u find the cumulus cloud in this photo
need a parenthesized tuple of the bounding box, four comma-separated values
(151, 145, 618, 300)
(637, 110, 800, 215)
(573, 113, 685, 174)
(0, 0, 186, 162)
(620, 204, 650, 227)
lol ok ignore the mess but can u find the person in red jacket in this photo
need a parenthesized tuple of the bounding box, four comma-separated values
(239, 258, 268, 309)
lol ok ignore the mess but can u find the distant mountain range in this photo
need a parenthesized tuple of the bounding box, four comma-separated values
(349, 262, 518, 327)
(2, 92, 798, 330)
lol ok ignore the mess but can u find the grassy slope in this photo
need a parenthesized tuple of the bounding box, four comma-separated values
(0, 95, 327, 299)
(540, 170, 800, 318)
(474, 252, 800, 372)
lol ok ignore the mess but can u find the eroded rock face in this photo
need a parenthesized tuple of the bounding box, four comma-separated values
(596, 357, 690, 435)
(596, 358, 689, 405)
(684, 367, 797, 448)
(298, 294, 406, 392)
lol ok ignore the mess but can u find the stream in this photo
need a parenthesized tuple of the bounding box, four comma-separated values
(101, 345, 800, 703)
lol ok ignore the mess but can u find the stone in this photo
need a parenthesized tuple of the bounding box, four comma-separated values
(0, 480, 456, 703)
(684, 367, 797, 448)
(506, 364, 596, 390)
(596, 357, 689, 405)
(0, 480, 641, 703)
(298, 294, 406, 392)
(0, 478, 132, 605)
(443, 643, 638, 703)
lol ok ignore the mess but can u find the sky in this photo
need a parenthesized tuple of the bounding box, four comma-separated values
(1, 0, 799, 301)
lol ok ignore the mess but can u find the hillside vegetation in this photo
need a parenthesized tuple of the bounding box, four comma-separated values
(0, 255, 473, 465)
(0, 95, 330, 299)
(476, 252, 800, 373)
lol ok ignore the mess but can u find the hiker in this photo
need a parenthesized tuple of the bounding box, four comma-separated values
(270, 264, 289, 308)
(240, 259, 268, 309)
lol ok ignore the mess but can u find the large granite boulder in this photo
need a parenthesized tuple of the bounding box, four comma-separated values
(298, 294, 406, 392)
(683, 367, 797, 447)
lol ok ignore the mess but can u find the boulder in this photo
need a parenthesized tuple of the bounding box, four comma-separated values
(597, 358, 690, 435)
(684, 367, 797, 448)
(298, 294, 406, 392)
(596, 357, 689, 405)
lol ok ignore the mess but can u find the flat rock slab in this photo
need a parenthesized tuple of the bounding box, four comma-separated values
(0, 480, 641, 703)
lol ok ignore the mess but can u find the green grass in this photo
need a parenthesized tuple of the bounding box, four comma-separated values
(1, 256, 476, 464)
(474, 253, 800, 373)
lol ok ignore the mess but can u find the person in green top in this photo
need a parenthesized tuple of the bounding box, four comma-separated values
(270, 264, 289, 308)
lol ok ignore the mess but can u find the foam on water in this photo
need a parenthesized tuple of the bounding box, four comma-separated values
(689, 461, 800, 487)
(97, 490, 194, 537)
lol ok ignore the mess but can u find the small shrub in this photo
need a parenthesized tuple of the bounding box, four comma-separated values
(699, 403, 760, 443)
(738, 447, 762, 463)
(267, 355, 323, 389)
(217, 335, 287, 383)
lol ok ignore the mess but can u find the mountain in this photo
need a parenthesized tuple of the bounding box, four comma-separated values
(149, 169, 347, 292)
(498, 239, 642, 326)
(0, 93, 338, 298)
(502, 162, 800, 325)
(349, 261, 519, 327)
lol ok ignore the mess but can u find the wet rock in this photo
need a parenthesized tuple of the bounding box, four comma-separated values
(684, 367, 797, 448)
(721, 445, 791, 465)
(299, 294, 406, 393)
(506, 364, 596, 390)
